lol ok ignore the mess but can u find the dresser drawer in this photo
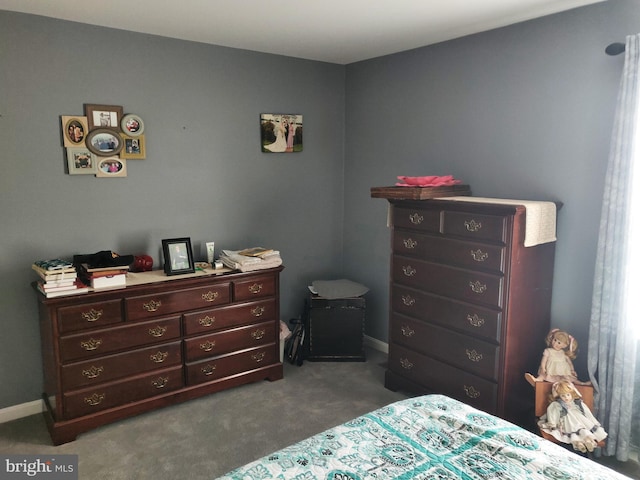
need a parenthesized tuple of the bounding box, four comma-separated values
(393, 230, 505, 274)
(63, 365, 183, 419)
(186, 344, 277, 385)
(183, 299, 276, 336)
(391, 314, 499, 380)
(393, 206, 441, 233)
(125, 283, 231, 320)
(392, 286, 501, 343)
(233, 275, 276, 302)
(58, 299, 123, 333)
(59, 316, 181, 362)
(392, 256, 503, 308)
(442, 211, 507, 243)
(389, 344, 497, 413)
(184, 320, 275, 362)
(61, 341, 182, 390)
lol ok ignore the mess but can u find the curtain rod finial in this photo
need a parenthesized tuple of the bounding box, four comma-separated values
(606, 42, 626, 56)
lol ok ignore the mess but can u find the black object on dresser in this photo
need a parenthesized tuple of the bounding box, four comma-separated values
(380, 198, 556, 428)
(34, 267, 283, 445)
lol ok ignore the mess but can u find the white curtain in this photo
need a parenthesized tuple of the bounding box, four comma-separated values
(588, 33, 640, 461)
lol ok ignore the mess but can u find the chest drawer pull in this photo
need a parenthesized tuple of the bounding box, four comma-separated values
(82, 366, 104, 379)
(201, 364, 217, 376)
(200, 340, 216, 352)
(248, 283, 263, 294)
(409, 213, 424, 225)
(202, 291, 219, 302)
(148, 326, 167, 337)
(464, 385, 481, 399)
(251, 306, 265, 317)
(80, 338, 102, 351)
(402, 295, 416, 306)
(251, 351, 266, 363)
(84, 393, 105, 406)
(150, 351, 169, 363)
(465, 349, 483, 362)
(470, 249, 489, 262)
(467, 314, 485, 328)
(402, 265, 417, 277)
(251, 329, 266, 340)
(143, 300, 162, 312)
(464, 219, 482, 232)
(400, 357, 414, 370)
(198, 315, 216, 327)
(401, 325, 415, 337)
(81, 309, 103, 322)
(469, 281, 487, 294)
(402, 238, 418, 249)
(152, 377, 169, 389)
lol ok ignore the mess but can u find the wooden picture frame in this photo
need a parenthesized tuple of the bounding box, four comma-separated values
(95, 156, 127, 178)
(61, 115, 89, 147)
(120, 134, 146, 159)
(86, 128, 124, 156)
(66, 147, 97, 174)
(162, 238, 195, 275)
(85, 104, 123, 131)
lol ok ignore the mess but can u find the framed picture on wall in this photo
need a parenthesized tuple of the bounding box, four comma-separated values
(95, 156, 127, 178)
(162, 238, 195, 275)
(260, 113, 303, 153)
(86, 128, 124, 156)
(66, 146, 97, 174)
(85, 104, 123, 131)
(61, 116, 89, 147)
(120, 134, 146, 159)
(121, 114, 145, 136)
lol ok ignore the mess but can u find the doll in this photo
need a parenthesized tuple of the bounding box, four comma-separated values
(538, 381, 607, 452)
(525, 328, 591, 386)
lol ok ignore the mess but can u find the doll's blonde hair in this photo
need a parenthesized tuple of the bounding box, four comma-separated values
(551, 381, 582, 401)
(545, 328, 577, 360)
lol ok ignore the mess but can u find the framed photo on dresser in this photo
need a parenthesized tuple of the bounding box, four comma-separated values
(162, 238, 195, 275)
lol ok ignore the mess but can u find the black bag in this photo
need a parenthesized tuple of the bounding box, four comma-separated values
(285, 318, 305, 366)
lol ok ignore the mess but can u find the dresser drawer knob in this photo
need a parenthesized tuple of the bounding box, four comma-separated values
(464, 385, 481, 398)
(469, 281, 487, 294)
(251, 306, 265, 317)
(148, 325, 167, 337)
(80, 338, 102, 351)
(402, 238, 418, 249)
(82, 365, 104, 379)
(152, 377, 169, 389)
(251, 351, 266, 363)
(470, 249, 488, 262)
(143, 299, 162, 312)
(248, 283, 263, 294)
(464, 219, 482, 232)
(200, 340, 216, 352)
(201, 364, 217, 376)
(150, 351, 169, 363)
(84, 393, 105, 406)
(409, 213, 424, 225)
(401, 325, 415, 337)
(81, 309, 103, 322)
(465, 349, 483, 362)
(467, 313, 485, 328)
(400, 357, 414, 370)
(402, 265, 417, 277)
(202, 291, 219, 302)
(251, 329, 266, 340)
(401, 295, 416, 306)
(198, 315, 216, 327)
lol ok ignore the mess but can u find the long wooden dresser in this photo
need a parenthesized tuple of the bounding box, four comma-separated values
(382, 198, 556, 427)
(35, 266, 283, 445)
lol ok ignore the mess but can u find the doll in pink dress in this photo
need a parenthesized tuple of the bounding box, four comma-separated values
(525, 328, 591, 386)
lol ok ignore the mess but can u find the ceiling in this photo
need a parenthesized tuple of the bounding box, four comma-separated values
(0, 0, 604, 64)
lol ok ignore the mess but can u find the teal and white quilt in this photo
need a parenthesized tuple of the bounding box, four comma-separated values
(218, 394, 629, 479)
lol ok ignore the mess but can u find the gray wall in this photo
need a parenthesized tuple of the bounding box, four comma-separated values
(0, 12, 345, 408)
(343, 0, 640, 377)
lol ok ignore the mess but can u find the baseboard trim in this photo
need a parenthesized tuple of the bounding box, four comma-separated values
(0, 399, 42, 424)
(364, 335, 388, 354)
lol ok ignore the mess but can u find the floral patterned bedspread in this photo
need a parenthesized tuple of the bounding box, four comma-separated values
(217, 394, 630, 480)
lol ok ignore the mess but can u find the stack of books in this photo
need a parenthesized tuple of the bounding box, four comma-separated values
(32, 259, 89, 298)
(77, 263, 129, 290)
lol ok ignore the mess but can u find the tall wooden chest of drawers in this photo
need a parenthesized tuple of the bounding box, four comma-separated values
(383, 199, 556, 427)
(35, 267, 283, 445)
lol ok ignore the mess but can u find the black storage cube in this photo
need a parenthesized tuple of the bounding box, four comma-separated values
(304, 295, 366, 361)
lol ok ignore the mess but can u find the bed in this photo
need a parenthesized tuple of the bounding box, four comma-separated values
(218, 394, 631, 479)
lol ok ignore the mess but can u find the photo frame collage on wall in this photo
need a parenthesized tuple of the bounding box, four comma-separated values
(61, 104, 146, 177)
